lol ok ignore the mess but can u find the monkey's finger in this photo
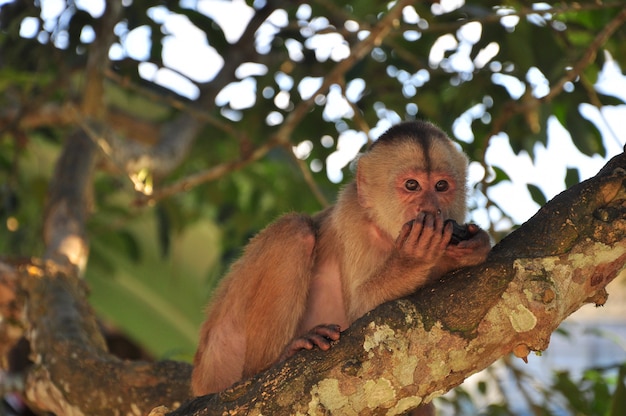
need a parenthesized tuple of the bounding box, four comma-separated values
(441, 219, 454, 247)
(303, 333, 337, 351)
(293, 338, 316, 350)
(433, 210, 449, 239)
(458, 229, 490, 247)
(310, 324, 342, 341)
(395, 220, 415, 249)
(466, 223, 482, 235)
(446, 244, 474, 254)
(397, 214, 426, 251)
(449, 232, 490, 255)
(278, 338, 316, 362)
(421, 211, 448, 252)
(413, 212, 438, 248)
(456, 239, 478, 249)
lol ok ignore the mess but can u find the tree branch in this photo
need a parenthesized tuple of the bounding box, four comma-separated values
(67, 2, 280, 196)
(417, 1, 625, 36)
(544, 6, 626, 103)
(43, 130, 96, 274)
(286, 143, 330, 208)
(42, 1, 126, 273)
(478, 5, 626, 203)
(0, 260, 193, 415)
(140, 0, 412, 204)
(164, 150, 626, 415)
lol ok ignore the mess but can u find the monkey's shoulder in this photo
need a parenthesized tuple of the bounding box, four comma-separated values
(252, 212, 318, 243)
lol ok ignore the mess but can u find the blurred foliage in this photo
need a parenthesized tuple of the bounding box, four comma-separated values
(439, 356, 626, 416)
(1, 0, 626, 413)
(444, 318, 626, 414)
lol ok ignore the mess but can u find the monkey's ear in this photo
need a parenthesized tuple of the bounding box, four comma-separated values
(356, 163, 372, 208)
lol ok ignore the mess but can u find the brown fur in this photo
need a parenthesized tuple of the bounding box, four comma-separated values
(192, 120, 491, 412)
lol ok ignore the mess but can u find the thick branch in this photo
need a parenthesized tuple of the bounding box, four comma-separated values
(43, 130, 96, 274)
(82, 0, 121, 118)
(166, 151, 626, 415)
(76, 110, 202, 180)
(71, 3, 280, 190)
(0, 104, 162, 146)
(42, 1, 126, 273)
(5, 260, 193, 415)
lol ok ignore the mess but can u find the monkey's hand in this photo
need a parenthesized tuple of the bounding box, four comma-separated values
(444, 224, 491, 268)
(278, 324, 341, 362)
(396, 212, 451, 268)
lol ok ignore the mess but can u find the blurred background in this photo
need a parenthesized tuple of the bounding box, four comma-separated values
(0, 0, 625, 414)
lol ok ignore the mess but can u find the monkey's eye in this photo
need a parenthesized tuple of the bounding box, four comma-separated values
(435, 180, 449, 192)
(405, 179, 421, 191)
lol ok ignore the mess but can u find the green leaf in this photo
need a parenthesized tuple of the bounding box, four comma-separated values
(504, 19, 534, 74)
(489, 166, 511, 186)
(156, 203, 171, 257)
(566, 110, 605, 157)
(172, 6, 229, 50)
(67, 9, 94, 47)
(609, 364, 626, 416)
(565, 167, 580, 189)
(527, 183, 547, 207)
(596, 92, 626, 106)
(553, 371, 588, 413)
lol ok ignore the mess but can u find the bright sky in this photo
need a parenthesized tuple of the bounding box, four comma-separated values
(18, 0, 626, 228)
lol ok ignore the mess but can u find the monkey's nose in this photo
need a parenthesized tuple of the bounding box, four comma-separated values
(416, 208, 442, 217)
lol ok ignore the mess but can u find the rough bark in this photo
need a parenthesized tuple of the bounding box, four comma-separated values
(0, 260, 193, 415)
(43, 130, 96, 275)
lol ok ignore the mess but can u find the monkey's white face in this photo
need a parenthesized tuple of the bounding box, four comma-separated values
(356, 139, 468, 242)
(394, 168, 458, 219)
(363, 168, 462, 241)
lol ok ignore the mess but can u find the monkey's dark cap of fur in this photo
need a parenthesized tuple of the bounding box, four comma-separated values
(371, 120, 449, 150)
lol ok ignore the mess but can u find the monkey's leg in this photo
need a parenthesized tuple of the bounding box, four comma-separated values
(192, 213, 317, 394)
(237, 213, 318, 378)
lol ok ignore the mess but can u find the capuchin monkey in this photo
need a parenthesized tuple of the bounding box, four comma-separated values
(192, 121, 491, 414)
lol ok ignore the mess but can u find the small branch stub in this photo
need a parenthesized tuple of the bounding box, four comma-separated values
(512, 344, 531, 364)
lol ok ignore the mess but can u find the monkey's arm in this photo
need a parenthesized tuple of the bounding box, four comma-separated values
(349, 212, 451, 318)
(191, 213, 317, 395)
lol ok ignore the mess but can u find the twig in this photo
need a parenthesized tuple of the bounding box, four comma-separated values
(103, 69, 230, 131)
(544, 6, 626, 103)
(141, 0, 411, 204)
(478, 6, 626, 193)
(579, 71, 623, 149)
(273, 0, 413, 146)
(413, 1, 625, 36)
(286, 143, 330, 208)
